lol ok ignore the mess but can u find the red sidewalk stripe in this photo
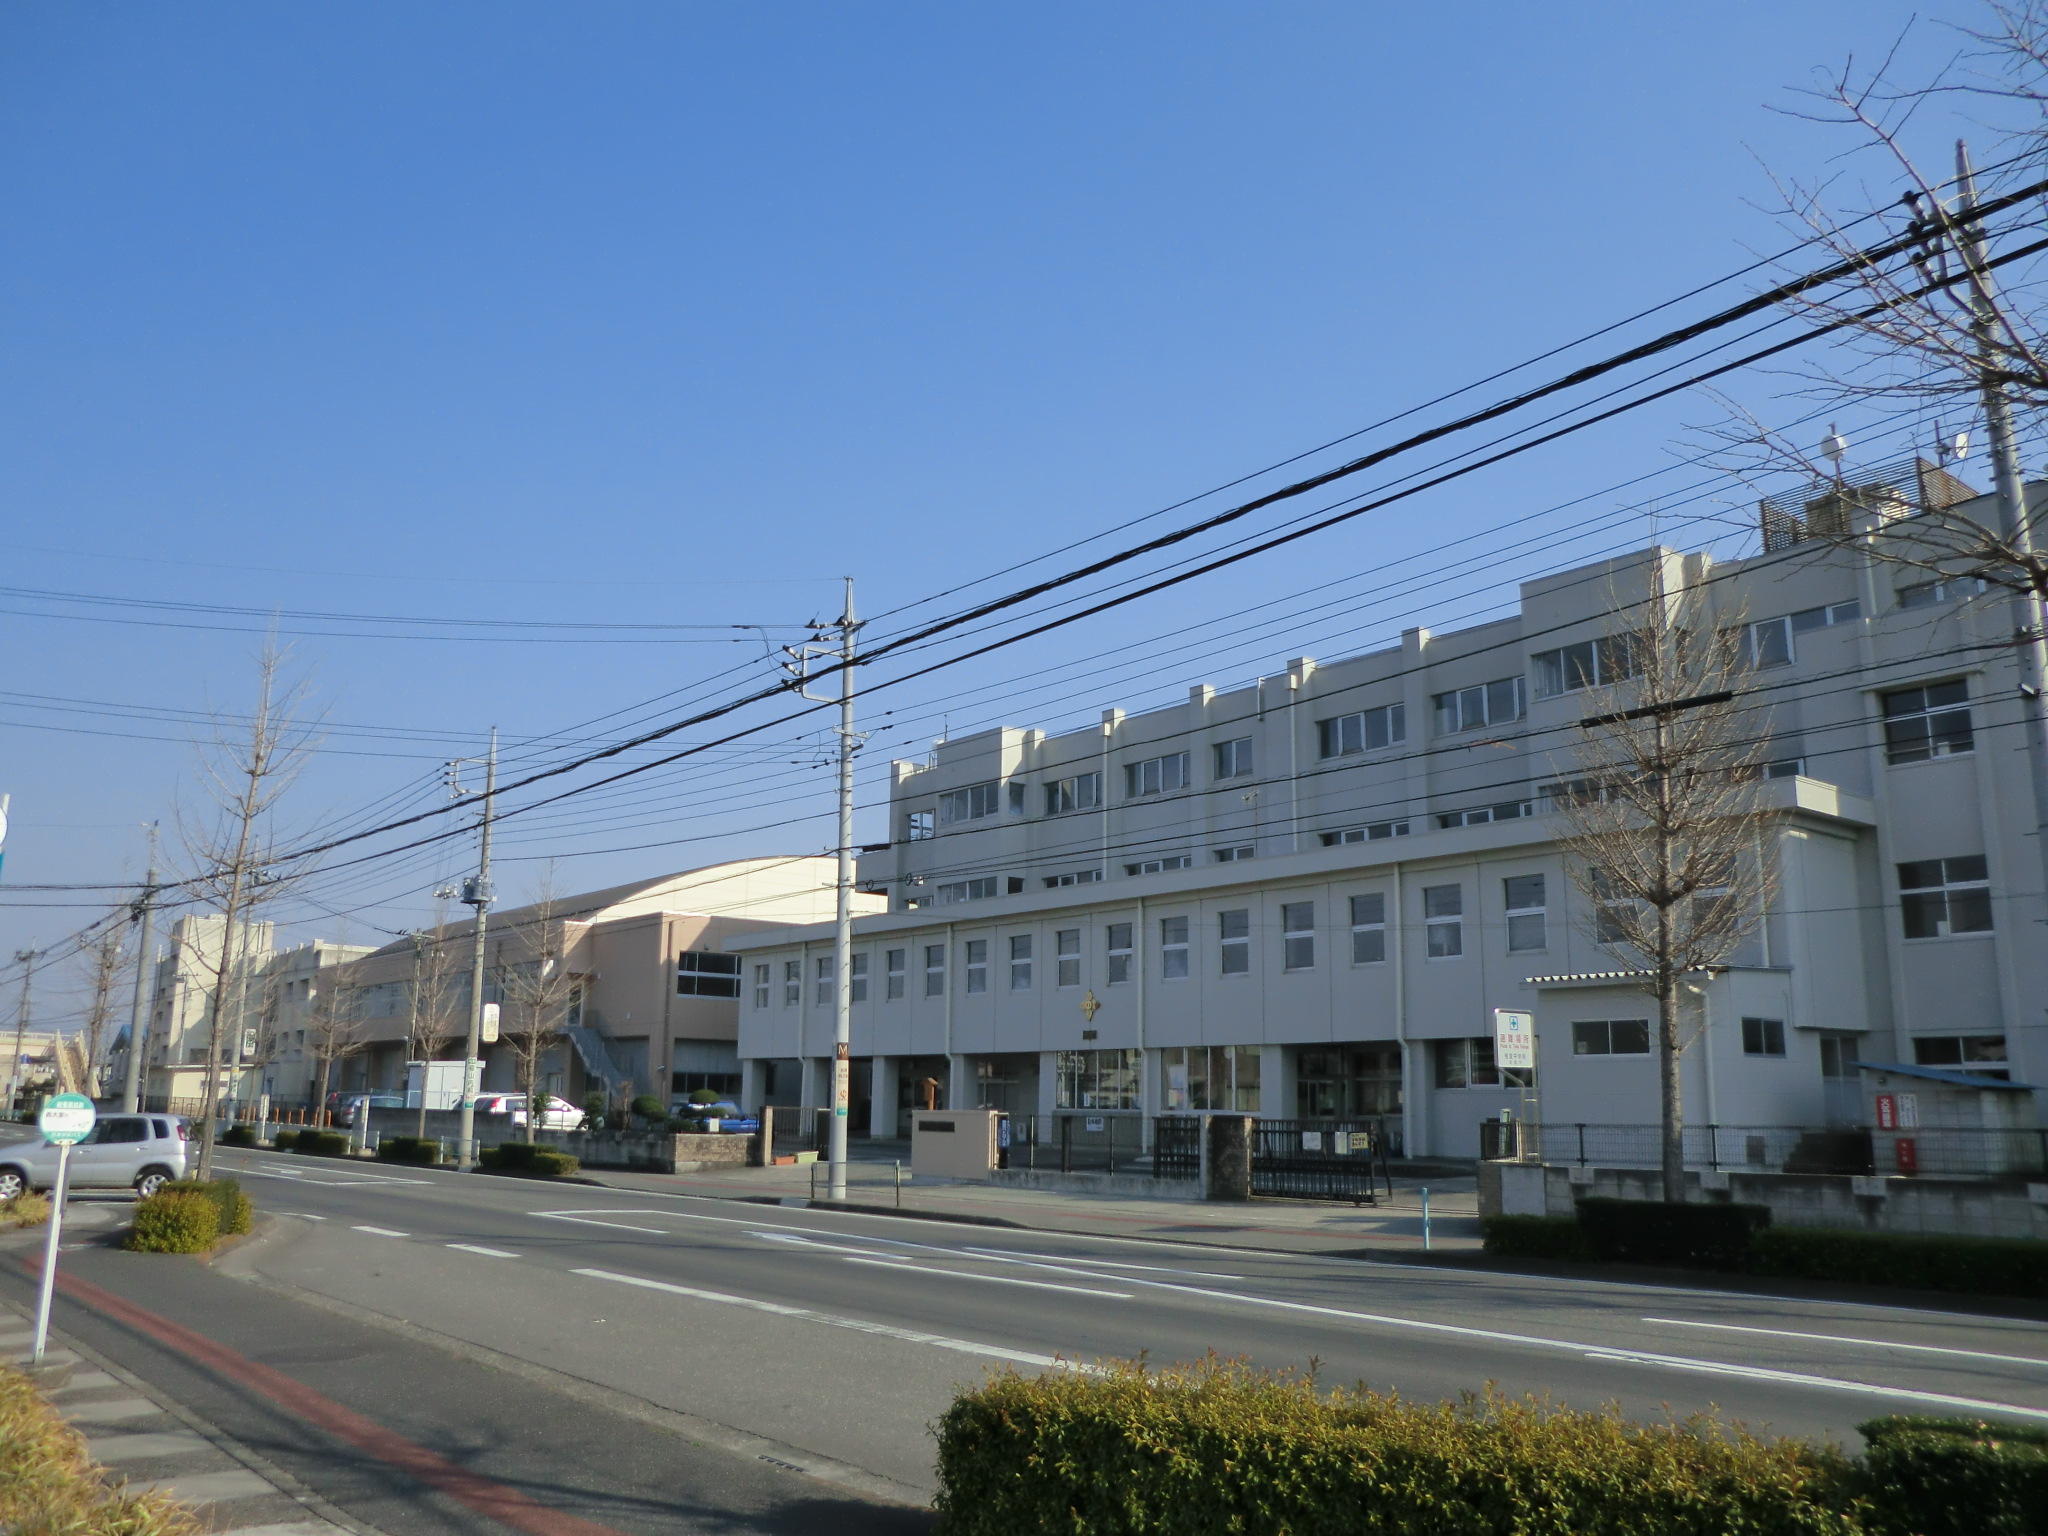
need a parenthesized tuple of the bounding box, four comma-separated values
(40, 1264, 628, 1536)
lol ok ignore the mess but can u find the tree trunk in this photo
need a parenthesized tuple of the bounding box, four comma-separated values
(1658, 971, 1685, 1202)
(314, 1054, 332, 1127)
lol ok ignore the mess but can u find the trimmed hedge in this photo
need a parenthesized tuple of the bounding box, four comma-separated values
(934, 1359, 1866, 1536)
(218, 1123, 256, 1148)
(1577, 1197, 1772, 1267)
(479, 1141, 579, 1178)
(377, 1135, 441, 1166)
(270, 1128, 299, 1151)
(292, 1130, 350, 1158)
(1480, 1214, 1591, 1261)
(164, 1178, 252, 1237)
(127, 1189, 219, 1253)
(1854, 1416, 2048, 1536)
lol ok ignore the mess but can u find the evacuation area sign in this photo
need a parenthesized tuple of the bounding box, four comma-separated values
(1492, 1009, 1536, 1072)
(38, 1093, 96, 1146)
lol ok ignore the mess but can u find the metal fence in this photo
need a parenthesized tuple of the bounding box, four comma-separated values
(765, 1105, 829, 1156)
(1510, 1122, 2048, 1178)
(1011, 1113, 1148, 1173)
(1250, 1118, 1393, 1203)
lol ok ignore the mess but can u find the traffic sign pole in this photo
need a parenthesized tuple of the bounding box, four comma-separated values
(31, 1092, 96, 1366)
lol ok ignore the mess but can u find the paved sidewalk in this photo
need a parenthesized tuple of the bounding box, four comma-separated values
(4, 1289, 368, 1536)
(580, 1156, 1484, 1255)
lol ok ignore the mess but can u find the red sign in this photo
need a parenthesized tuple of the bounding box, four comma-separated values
(1874, 1093, 1897, 1130)
(1895, 1137, 1919, 1174)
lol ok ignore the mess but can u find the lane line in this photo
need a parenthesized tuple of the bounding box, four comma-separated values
(238, 1168, 432, 1187)
(840, 1255, 1132, 1298)
(961, 1245, 1244, 1280)
(1584, 1347, 2048, 1418)
(351, 1226, 409, 1238)
(571, 1267, 1085, 1369)
(449, 1244, 521, 1259)
(1643, 1317, 2048, 1370)
(532, 1214, 667, 1235)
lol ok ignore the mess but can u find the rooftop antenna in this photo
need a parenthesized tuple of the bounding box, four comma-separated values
(1822, 424, 1849, 484)
(1936, 420, 1971, 464)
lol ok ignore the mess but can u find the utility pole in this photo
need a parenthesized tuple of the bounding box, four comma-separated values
(120, 826, 159, 1114)
(453, 730, 498, 1172)
(7, 948, 35, 1117)
(1956, 141, 2048, 903)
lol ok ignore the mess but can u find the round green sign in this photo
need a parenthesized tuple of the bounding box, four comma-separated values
(38, 1093, 96, 1146)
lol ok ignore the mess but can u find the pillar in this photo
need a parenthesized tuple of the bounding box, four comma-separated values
(741, 1058, 765, 1113)
(870, 1055, 896, 1139)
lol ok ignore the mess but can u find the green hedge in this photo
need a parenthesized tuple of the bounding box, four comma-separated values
(1577, 1197, 1772, 1267)
(162, 1178, 251, 1237)
(292, 1131, 350, 1158)
(218, 1124, 256, 1148)
(1853, 1416, 2048, 1536)
(269, 1129, 299, 1151)
(479, 1141, 579, 1178)
(1480, 1215, 1591, 1261)
(127, 1190, 219, 1253)
(934, 1359, 1866, 1536)
(376, 1135, 441, 1165)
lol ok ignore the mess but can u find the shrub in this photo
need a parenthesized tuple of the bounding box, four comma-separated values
(127, 1190, 220, 1253)
(1576, 1197, 1771, 1268)
(687, 1088, 722, 1106)
(1748, 1227, 2048, 1300)
(479, 1141, 578, 1177)
(1482, 1214, 1591, 1261)
(631, 1094, 665, 1120)
(1, 1362, 199, 1535)
(377, 1135, 440, 1166)
(270, 1129, 299, 1151)
(163, 1178, 251, 1237)
(933, 1358, 1865, 1536)
(1852, 1416, 2048, 1536)
(1, 1192, 51, 1229)
(292, 1131, 350, 1158)
(219, 1123, 256, 1148)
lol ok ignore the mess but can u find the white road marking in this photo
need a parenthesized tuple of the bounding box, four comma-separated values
(532, 1213, 667, 1235)
(572, 1267, 1085, 1369)
(240, 1168, 431, 1187)
(1644, 1317, 2048, 1369)
(351, 1225, 409, 1238)
(961, 1245, 1244, 1279)
(276, 1212, 327, 1220)
(1583, 1347, 2048, 1419)
(840, 1255, 1133, 1298)
(449, 1243, 521, 1258)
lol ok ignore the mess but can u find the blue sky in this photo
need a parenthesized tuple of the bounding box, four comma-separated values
(0, 3, 1991, 1021)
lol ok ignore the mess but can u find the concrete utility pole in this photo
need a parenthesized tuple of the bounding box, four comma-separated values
(7, 948, 35, 1116)
(454, 729, 498, 1172)
(1955, 141, 2048, 902)
(120, 826, 159, 1114)
(829, 578, 859, 1201)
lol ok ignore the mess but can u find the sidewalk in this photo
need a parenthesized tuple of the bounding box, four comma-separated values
(580, 1156, 1484, 1256)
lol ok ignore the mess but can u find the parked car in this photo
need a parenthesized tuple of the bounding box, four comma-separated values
(0, 1114, 189, 1199)
(474, 1093, 585, 1131)
(335, 1093, 407, 1127)
(670, 1100, 759, 1132)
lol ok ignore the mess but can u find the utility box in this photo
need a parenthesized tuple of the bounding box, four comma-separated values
(405, 1060, 470, 1111)
(911, 1109, 1001, 1179)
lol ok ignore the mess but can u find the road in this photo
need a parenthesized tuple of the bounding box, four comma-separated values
(7, 1137, 2048, 1534)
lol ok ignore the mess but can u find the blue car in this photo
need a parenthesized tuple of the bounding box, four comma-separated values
(672, 1100, 759, 1132)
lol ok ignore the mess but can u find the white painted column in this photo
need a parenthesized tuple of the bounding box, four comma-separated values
(870, 1054, 895, 1138)
(947, 1053, 971, 1112)
(740, 1058, 765, 1112)
(1260, 1045, 1291, 1119)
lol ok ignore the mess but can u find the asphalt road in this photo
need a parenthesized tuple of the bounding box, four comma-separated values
(8, 1137, 2048, 1534)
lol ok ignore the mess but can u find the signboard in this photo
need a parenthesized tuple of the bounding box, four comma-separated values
(480, 1003, 500, 1044)
(832, 1044, 850, 1119)
(1895, 1137, 1919, 1174)
(1492, 1010, 1536, 1072)
(38, 1093, 95, 1146)
(1896, 1093, 1919, 1130)
(1875, 1093, 1897, 1130)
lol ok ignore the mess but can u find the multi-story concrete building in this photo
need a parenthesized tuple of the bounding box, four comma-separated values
(732, 469, 2046, 1155)
(130, 913, 279, 1111)
(254, 937, 380, 1105)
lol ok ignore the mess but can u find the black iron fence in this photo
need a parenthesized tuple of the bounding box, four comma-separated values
(765, 1105, 829, 1156)
(1012, 1113, 1147, 1173)
(1250, 1118, 1393, 1203)
(1503, 1122, 2048, 1179)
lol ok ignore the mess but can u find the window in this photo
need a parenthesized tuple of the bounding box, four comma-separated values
(1590, 866, 1642, 945)
(752, 963, 769, 1010)
(1882, 681, 1973, 765)
(1297, 1045, 1401, 1117)
(1214, 844, 1255, 862)
(1282, 902, 1315, 970)
(1349, 893, 1386, 963)
(1913, 1034, 2009, 1077)
(1433, 1037, 1531, 1089)
(850, 952, 869, 1004)
(1741, 1017, 1786, 1057)
(964, 939, 988, 994)
(1162, 1045, 1261, 1111)
(1433, 677, 1526, 734)
(1044, 772, 1102, 815)
(1503, 874, 1546, 953)
(1213, 738, 1253, 779)
(940, 782, 1001, 823)
(1423, 885, 1463, 957)
(676, 950, 743, 998)
(1125, 855, 1191, 875)
(1790, 599, 1860, 633)
(934, 876, 999, 904)
(1056, 929, 1081, 988)
(815, 955, 834, 1007)
(1219, 909, 1250, 974)
(1106, 922, 1133, 984)
(783, 960, 801, 1007)
(1009, 934, 1032, 991)
(1735, 615, 1793, 670)
(1437, 800, 1532, 829)
(1572, 1019, 1651, 1056)
(1008, 781, 1027, 814)
(1055, 1048, 1142, 1110)
(1321, 820, 1410, 845)
(1820, 1034, 1860, 1079)
(1897, 574, 1989, 610)
(1043, 868, 1103, 889)
(1898, 855, 1992, 938)
(1125, 752, 1191, 798)
(1318, 704, 1405, 758)
(1160, 916, 1190, 979)
(923, 944, 946, 997)
(885, 949, 906, 1001)
(1530, 636, 1641, 698)
(906, 809, 935, 841)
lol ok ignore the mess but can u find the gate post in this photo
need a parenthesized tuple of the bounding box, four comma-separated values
(754, 1105, 775, 1167)
(1206, 1114, 1253, 1201)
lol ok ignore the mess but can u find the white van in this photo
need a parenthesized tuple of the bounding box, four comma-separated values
(0, 1114, 191, 1199)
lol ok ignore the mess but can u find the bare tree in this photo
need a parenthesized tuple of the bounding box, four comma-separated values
(306, 960, 365, 1124)
(1551, 574, 1780, 1202)
(495, 887, 580, 1136)
(406, 909, 464, 1136)
(180, 641, 321, 1179)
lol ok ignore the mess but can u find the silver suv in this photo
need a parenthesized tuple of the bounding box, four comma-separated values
(0, 1113, 191, 1199)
